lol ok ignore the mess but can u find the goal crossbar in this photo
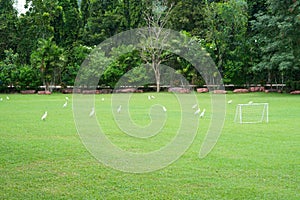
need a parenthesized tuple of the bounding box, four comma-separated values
(234, 103, 269, 124)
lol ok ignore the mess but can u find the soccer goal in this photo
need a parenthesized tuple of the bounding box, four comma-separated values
(234, 103, 269, 124)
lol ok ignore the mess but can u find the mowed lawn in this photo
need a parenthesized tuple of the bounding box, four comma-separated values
(0, 92, 299, 199)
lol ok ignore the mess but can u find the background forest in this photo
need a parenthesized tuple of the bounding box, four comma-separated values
(1, 0, 300, 92)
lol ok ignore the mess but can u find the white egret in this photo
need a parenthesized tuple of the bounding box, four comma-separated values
(0, 98, 2, 101)
(151, 95, 155, 99)
(148, 95, 151, 100)
(248, 101, 253, 104)
(162, 106, 167, 112)
(63, 101, 68, 108)
(228, 100, 233, 104)
(6, 96, 9, 100)
(194, 108, 201, 115)
(41, 111, 48, 120)
(117, 105, 122, 113)
(101, 98, 104, 101)
(65, 97, 69, 101)
(192, 103, 198, 109)
(89, 107, 95, 117)
(199, 109, 206, 118)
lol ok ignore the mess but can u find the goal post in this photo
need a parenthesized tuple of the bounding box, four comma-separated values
(234, 103, 269, 124)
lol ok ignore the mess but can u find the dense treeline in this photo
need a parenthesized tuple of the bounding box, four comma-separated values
(0, 0, 299, 92)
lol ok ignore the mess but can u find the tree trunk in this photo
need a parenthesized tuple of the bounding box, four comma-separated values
(154, 69, 161, 92)
(156, 78, 160, 92)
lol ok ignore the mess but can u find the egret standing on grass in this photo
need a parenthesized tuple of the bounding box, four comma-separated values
(162, 106, 167, 112)
(117, 105, 122, 113)
(0, 98, 2, 101)
(248, 101, 253, 104)
(194, 108, 201, 115)
(89, 107, 95, 117)
(65, 97, 69, 101)
(199, 109, 206, 118)
(228, 100, 233, 104)
(148, 95, 151, 100)
(192, 103, 198, 109)
(6, 96, 9, 100)
(41, 111, 47, 120)
(63, 101, 68, 108)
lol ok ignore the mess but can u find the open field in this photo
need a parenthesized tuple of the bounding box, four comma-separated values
(0, 92, 299, 199)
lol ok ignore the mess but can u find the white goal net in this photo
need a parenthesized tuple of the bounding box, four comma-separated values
(234, 103, 269, 124)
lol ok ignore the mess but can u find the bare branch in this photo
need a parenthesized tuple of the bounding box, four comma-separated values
(139, 1, 174, 92)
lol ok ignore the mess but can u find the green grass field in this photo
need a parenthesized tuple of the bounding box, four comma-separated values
(0, 92, 299, 199)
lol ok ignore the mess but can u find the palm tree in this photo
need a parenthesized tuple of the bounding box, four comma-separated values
(31, 37, 65, 91)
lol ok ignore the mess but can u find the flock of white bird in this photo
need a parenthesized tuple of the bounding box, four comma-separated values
(227, 99, 253, 105)
(0, 96, 9, 101)
(36, 95, 254, 121)
(192, 103, 206, 118)
(41, 96, 69, 121)
(89, 95, 164, 117)
(40, 94, 211, 121)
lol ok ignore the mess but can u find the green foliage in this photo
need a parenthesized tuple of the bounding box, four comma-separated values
(286, 80, 300, 91)
(80, 0, 90, 26)
(30, 37, 65, 91)
(168, 0, 205, 34)
(120, 0, 145, 30)
(58, 0, 82, 46)
(0, 49, 19, 90)
(1, 0, 300, 90)
(0, 0, 18, 60)
(78, 47, 111, 87)
(104, 46, 143, 87)
(203, 0, 248, 84)
(18, 64, 41, 90)
(251, 0, 300, 83)
(0, 49, 41, 91)
(170, 31, 206, 86)
(82, 0, 122, 45)
(62, 44, 92, 86)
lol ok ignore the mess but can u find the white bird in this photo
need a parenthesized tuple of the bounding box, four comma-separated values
(148, 95, 151, 100)
(248, 101, 253, 104)
(162, 106, 167, 112)
(199, 109, 206, 118)
(65, 97, 69, 101)
(228, 100, 233, 104)
(0, 98, 2, 101)
(89, 107, 95, 117)
(6, 96, 9, 100)
(194, 108, 201, 115)
(41, 111, 47, 120)
(117, 105, 122, 113)
(63, 101, 68, 108)
(151, 95, 155, 99)
(101, 98, 104, 101)
(192, 103, 198, 109)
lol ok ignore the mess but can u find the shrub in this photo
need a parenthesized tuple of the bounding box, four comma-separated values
(18, 65, 41, 91)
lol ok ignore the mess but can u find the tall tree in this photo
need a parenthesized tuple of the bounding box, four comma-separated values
(80, 0, 90, 28)
(0, 0, 18, 60)
(30, 37, 65, 91)
(16, 0, 58, 64)
(120, 0, 145, 30)
(168, 0, 206, 35)
(203, 0, 248, 84)
(82, 0, 122, 46)
(58, 0, 82, 47)
(0, 49, 19, 90)
(140, 0, 174, 92)
(252, 0, 300, 85)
